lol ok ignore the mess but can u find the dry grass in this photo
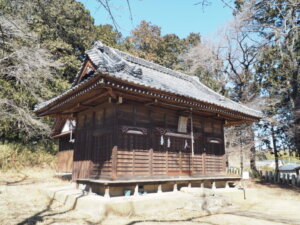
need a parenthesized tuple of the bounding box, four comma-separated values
(0, 169, 300, 225)
(0, 144, 55, 170)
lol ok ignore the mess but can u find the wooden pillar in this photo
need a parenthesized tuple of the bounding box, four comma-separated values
(112, 146, 117, 179)
(133, 149, 135, 176)
(179, 150, 182, 174)
(202, 153, 206, 175)
(166, 151, 168, 174)
(112, 103, 118, 180)
(150, 148, 153, 176)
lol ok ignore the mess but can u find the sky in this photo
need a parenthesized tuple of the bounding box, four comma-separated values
(78, 0, 233, 39)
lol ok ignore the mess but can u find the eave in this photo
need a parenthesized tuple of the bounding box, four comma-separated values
(35, 74, 260, 125)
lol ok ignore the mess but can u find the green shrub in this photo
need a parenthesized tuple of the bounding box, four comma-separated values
(250, 169, 262, 179)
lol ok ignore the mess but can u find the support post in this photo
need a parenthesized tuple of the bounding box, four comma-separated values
(157, 184, 162, 194)
(200, 182, 204, 190)
(150, 148, 153, 176)
(188, 182, 191, 188)
(104, 185, 110, 198)
(112, 146, 118, 179)
(211, 181, 216, 191)
(173, 183, 178, 192)
(134, 184, 139, 196)
(225, 181, 230, 189)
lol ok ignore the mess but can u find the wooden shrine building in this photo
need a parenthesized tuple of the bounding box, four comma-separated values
(35, 41, 261, 196)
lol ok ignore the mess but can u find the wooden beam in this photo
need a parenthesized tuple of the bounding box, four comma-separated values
(104, 87, 117, 99)
(60, 92, 109, 114)
(144, 99, 158, 106)
(83, 91, 109, 105)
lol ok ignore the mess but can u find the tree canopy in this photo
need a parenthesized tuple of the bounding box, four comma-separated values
(0, 1, 201, 145)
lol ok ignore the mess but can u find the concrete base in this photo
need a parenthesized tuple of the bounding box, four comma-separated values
(44, 184, 233, 220)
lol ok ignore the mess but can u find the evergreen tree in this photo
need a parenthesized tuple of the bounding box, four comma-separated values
(124, 21, 200, 69)
(0, 0, 122, 144)
(235, 0, 300, 154)
(1, 0, 122, 83)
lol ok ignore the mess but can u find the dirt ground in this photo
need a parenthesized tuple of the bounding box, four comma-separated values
(0, 169, 300, 225)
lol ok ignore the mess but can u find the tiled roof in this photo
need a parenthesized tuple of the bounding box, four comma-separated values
(35, 41, 262, 118)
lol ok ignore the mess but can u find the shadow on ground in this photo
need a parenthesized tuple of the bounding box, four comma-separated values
(16, 190, 85, 225)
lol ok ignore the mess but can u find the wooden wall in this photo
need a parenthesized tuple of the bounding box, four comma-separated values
(58, 135, 74, 152)
(56, 135, 74, 173)
(56, 150, 73, 173)
(72, 100, 226, 181)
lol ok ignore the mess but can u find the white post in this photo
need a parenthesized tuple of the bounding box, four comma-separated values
(173, 183, 178, 192)
(134, 184, 139, 196)
(225, 181, 230, 189)
(157, 184, 162, 194)
(104, 186, 110, 198)
(211, 181, 216, 191)
(188, 182, 192, 188)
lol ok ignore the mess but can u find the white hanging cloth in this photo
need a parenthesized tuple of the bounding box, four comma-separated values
(167, 137, 171, 148)
(160, 135, 164, 145)
(184, 139, 188, 149)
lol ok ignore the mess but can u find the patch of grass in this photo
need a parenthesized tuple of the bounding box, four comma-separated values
(258, 151, 300, 164)
(0, 144, 56, 171)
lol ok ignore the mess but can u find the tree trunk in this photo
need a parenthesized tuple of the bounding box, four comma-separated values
(295, 103, 300, 157)
(271, 125, 279, 178)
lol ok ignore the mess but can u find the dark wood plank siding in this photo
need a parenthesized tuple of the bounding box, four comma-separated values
(58, 135, 74, 152)
(72, 100, 226, 181)
(73, 103, 114, 180)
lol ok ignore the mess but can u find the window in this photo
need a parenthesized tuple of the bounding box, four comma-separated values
(178, 116, 188, 133)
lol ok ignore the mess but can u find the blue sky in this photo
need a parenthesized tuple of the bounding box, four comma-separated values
(78, 0, 233, 38)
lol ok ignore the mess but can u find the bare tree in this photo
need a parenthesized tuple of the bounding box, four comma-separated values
(183, 14, 261, 170)
(0, 16, 60, 140)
